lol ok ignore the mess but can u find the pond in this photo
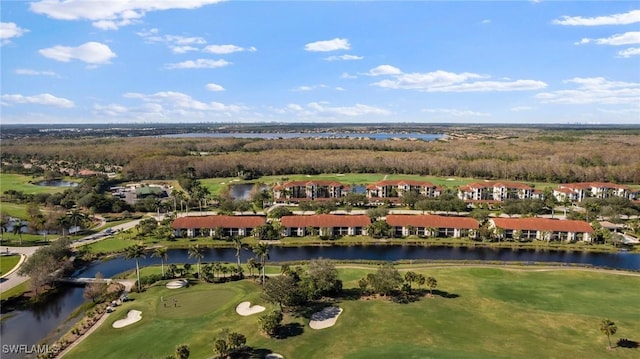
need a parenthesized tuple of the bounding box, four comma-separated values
(2, 245, 638, 358)
(35, 180, 79, 187)
(228, 183, 268, 200)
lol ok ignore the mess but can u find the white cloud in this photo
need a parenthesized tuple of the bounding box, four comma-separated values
(292, 84, 328, 92)
(93, 103, 128, 116)
(304, 38, 350, 52)
(15, 69, 57, 77)
(370, 66, 547, 92)
(165, 58, 231, 69)
(138, 29, 207, 53)
(618, 47, 640, 58)
(535, 77, 640, 105)
(30, 0, 225, 30)
(510, 106, 534, 112)
(341, 72, 357, 79)
(335, 87, 345, 91)
(205, 83, 225, 91)
(576, 31, 640, 46)
(39, 41, 116, 64)
(277, 101, 389, 117)
(324, 54, 363, 61)
(123, 91, 244, 112)
(422, 108, 490, 117)
(0, 22, 29, 44)
(553, 9, 640, 26)
(203, 44, 257, 54)
(1, 93, 74, 108)
(481, 19, 491, 24)
(367, 65, 403, 76)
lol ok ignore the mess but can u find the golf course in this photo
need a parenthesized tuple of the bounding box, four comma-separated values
(63, 266, 640, 359)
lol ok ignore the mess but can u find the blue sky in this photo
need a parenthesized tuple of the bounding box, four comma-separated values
(1, 0, 639, 124)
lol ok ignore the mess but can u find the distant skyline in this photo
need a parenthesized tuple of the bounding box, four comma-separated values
(1, 1, 639, 124)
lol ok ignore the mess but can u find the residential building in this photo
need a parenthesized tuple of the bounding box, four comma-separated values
(457, 181, 533, 202)
(172, 215, 265, 238)
(554, 182, 637, 202)
(386, 214, 479, 238)
(273, 180, 347, 201)
(366, 180, 441, 199)
(280, 214, 370, 237)
(489, 218, 594, 242)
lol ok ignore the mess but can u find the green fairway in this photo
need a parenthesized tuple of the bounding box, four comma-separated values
(0, 173, 78, 195)
(0, 254, 21, 276)
(65, 267, 640, 359)
(0, 202, 29, 219)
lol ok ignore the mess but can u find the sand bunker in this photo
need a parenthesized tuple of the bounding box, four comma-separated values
(309, 306, 343, 329)
(235, 301, 266, 316)
(265, 354, 283, 359)
(166, 279, 188, 289)
(112, 310, 142, 328)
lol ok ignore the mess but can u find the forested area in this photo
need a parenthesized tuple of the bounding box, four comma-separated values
(2, 130, 639, 184)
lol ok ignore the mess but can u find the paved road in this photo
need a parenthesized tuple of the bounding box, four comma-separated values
(0, 246, 39, 293)
(0, 216, 148, 295)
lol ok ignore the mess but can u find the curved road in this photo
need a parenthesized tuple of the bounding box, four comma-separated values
(0, 217, 147, 295)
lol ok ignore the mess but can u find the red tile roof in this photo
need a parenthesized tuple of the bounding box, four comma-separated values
(172, 215, 265, 229)
(386, 215, 479, 229)
(491, 218, 593, 233)
(560, 182, 629, 190)
(280, 180, 345, 187)
(370, 179, 437, 187)
(280, 214, 370, 228)
(464, 181, 533, 190)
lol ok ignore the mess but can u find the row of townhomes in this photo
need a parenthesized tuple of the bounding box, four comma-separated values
(272, 179, 444, 202)
(271, 179, 637, 204)
(456, 181, 540, 202)
(552, 182, 638, 202)
(172, 214, 596, 242)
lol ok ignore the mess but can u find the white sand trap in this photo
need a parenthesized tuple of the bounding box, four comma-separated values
(235, 301, 266, 316)
(309, 306, 343, 329)
(166, 279, 188, 289)
(265, 354, 283, 359)
(112, 310, 142, 328)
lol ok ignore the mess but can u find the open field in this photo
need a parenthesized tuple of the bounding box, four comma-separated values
(0, 254, 20, 276)
(0, 201, 30, 219)
(65, 267, 640, 359)
(0, 173, 78, 195)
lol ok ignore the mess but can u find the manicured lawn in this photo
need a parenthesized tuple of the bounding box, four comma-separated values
(65, 267, 640, 359)
(0, 173, 78, 194)
(0, 254, 21, 276)
(0, 201, 30, 219)
(83, 238, 139, 254)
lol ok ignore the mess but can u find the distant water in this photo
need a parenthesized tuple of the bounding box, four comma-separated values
(36, 180, 78, 187)
(161, 132, 443, 141)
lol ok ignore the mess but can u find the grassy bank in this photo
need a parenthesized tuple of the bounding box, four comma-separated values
(65, 267, 640, 359)
(0, 173, 78, 195)
(0, 254, 21, 276)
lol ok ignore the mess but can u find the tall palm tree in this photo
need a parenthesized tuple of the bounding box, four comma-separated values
(252, 242, 270, 285)
(231, 237, 244, 275)
(0, 216, 7, 241)
(152, 246, 168, 278)
(188, 244, 205, 278)
(12, 219, 24, 245)
(125, 243, 147, 292)
(68, 210, 86, 236)
(56, 215, 70, 237)
(247, 258, 257, 277)
(600, 319, 617, 349)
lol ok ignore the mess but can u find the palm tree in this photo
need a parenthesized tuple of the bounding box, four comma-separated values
(152, 247, 169, 278)
(231, 237, 244, 276)
(600, 319, 617, 349)
(247, 258, 257, 277)
(125, 243, 147, 292)
(12, 219, 24, 245)
(188, 244, 205, 278)
(0, 213, 8, 241)
(252, 242, 270, 285)
(68, 210, 86, 236)
(56, 215, 70, 237)
(426, 276, 438, 297)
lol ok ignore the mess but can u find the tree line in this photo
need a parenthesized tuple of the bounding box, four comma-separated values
(2, 131, 639, 184)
